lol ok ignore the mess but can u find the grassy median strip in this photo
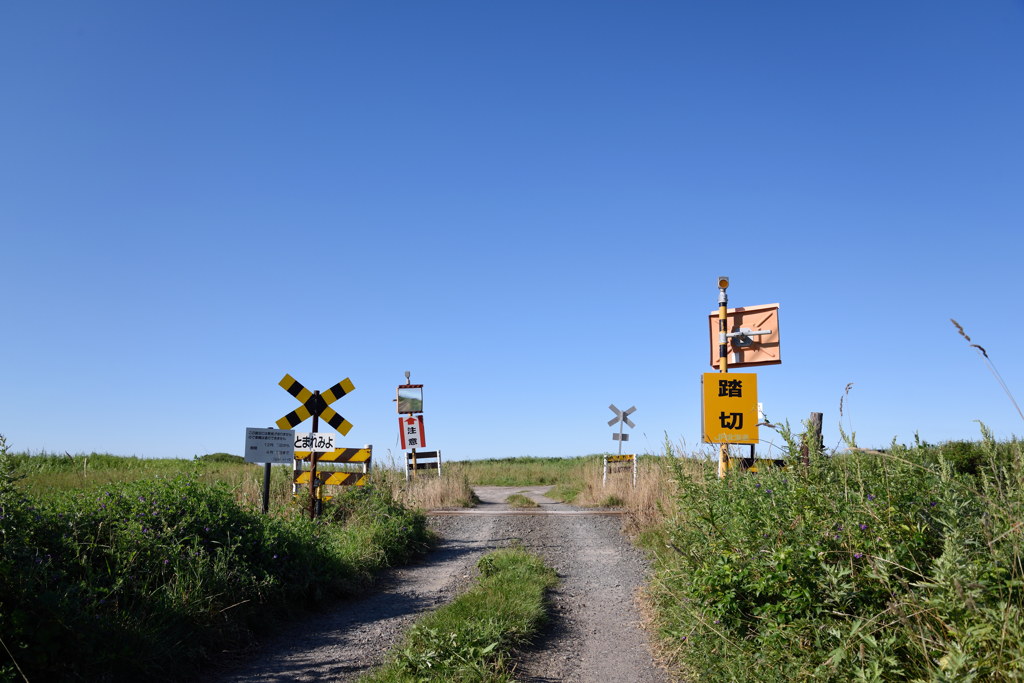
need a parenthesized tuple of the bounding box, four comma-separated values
(504, 492, 539, 508)
(362, 548, 557, 683)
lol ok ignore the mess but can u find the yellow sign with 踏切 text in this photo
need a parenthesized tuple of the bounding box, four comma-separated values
(702, 373, 759, 444)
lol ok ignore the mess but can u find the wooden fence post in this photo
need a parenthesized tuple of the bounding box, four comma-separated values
(801, 412, 823, 465)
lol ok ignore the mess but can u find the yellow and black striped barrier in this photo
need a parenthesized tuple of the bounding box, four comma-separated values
(726, 456, 786, 473)
(294, 470, 369, 487)
(294, 447, 371, 463)
(603, 453, 637, 487)
(293, 445, 373, 507)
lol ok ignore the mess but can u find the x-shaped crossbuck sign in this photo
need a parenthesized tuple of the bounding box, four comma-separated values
(275, 374, 355, 435)
(608, 404, 636, 428)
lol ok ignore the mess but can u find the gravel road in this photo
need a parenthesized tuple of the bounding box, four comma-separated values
(201, 486, 671, 682)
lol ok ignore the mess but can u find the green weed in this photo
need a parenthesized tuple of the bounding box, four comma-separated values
(644, 428, 1024, 681)
(363, 548, 557, 682)
(505, 493, 539, 508)
(0, 449, 431, 682)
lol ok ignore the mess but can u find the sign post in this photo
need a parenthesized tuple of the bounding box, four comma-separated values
(397, 374, 439, 479)
(607, 404, 637, 487)
(716, 277, 730, 478)
(705, 278, 779, 477)
(276, 374, 357, 519)
(244, 428, 295, 514)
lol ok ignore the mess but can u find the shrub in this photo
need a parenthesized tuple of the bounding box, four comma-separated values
(645, 431, 1024, 681)
(0, 469, 431, 681)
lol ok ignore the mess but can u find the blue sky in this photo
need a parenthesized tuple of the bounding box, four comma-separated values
(3, 1, 1023, 462)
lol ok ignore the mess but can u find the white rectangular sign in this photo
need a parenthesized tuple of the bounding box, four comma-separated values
(399, 415, 425, 450)
(245, 428, 295, 464)
(294, 432, 337, 452)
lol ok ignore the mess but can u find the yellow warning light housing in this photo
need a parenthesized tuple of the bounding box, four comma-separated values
(718, 276, 730, 289)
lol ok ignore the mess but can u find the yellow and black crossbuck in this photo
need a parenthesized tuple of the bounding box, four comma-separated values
(275, 374, 354, 435)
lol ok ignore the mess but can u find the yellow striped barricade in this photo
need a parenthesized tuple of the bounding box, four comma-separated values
(725, 456, 786, 473)
(292, 446, 372, 500)
(405, 450, 441, 480)
(602, 454, 637, 488)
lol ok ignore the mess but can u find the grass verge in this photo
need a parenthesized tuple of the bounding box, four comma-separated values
(362, 548, 557, 683)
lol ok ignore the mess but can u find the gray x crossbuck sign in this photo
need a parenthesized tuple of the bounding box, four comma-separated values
(608, 404, 636, 428)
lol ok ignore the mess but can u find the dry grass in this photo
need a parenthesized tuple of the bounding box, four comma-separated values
(373, 465, 477, 510)
(572, 454, 710, 535)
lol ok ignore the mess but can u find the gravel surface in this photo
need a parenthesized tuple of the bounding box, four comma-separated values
(200, 486, 671, 682)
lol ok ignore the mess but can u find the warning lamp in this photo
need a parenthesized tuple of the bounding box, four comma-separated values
(718, 276, 730, 289)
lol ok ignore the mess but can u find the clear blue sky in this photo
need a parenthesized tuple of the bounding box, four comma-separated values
(3, 1, 1023, 462)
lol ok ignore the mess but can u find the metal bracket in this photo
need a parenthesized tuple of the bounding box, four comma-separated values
(727, 327, 772, 348)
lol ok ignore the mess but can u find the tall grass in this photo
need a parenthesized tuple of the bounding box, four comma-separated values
(0, 438, 432, 681)
(643, 428, 1024, 681)
(370, 452, 478, 510)
(7, 450, 299, 509)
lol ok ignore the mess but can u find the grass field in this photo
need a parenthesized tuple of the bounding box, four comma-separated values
(6, 424, 1024, 681)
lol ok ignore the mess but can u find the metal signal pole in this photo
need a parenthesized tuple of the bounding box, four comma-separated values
(718, 277, 730, 479)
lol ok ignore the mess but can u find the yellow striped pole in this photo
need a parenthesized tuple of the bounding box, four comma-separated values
(717, 276, 730, 479)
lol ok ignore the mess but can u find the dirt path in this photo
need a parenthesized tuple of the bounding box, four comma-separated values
(201, 486, 670, 682)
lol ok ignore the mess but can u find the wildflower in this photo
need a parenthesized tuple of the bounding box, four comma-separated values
(929, 501, 937, 507)
(854, 553, 863, 559)
(867, 494, 876, 501)
(859, 524, 868, 531)
(163, 559, 169, 565)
